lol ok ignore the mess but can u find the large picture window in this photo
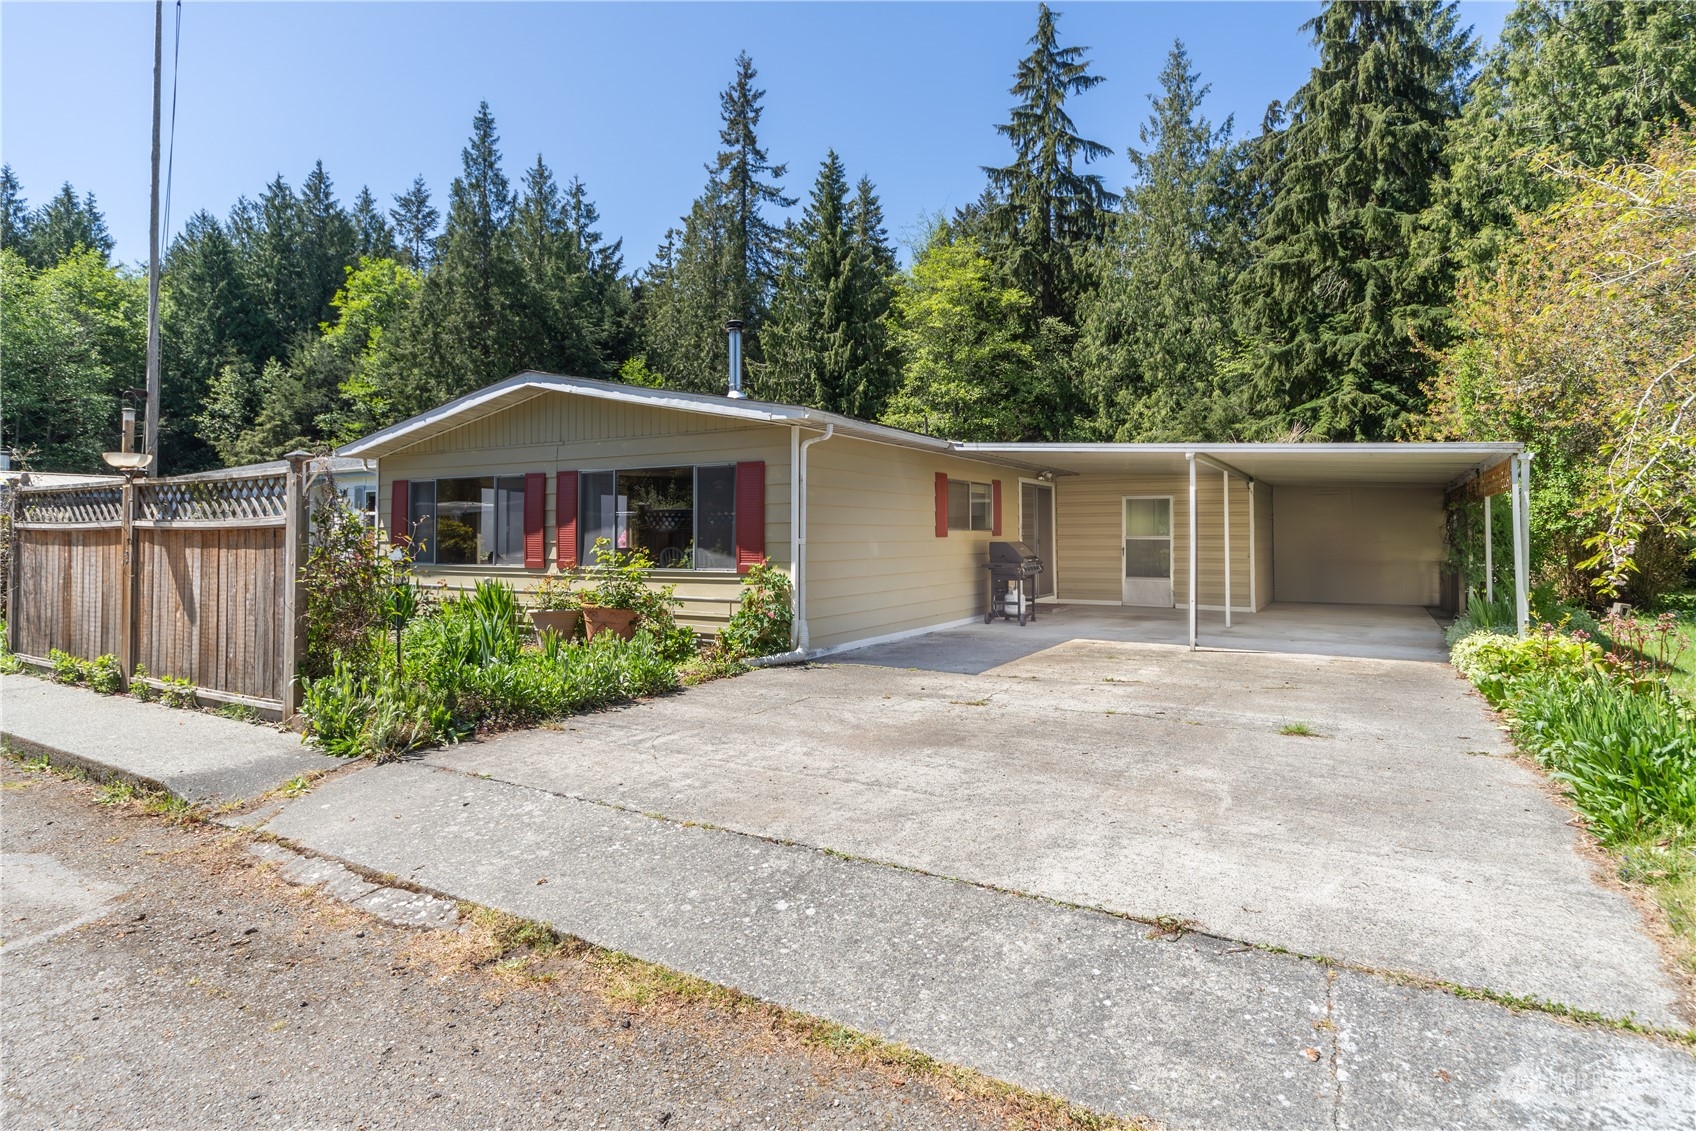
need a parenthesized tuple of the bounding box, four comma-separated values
(579, 465, 737, 570)
(408, 476, 527, 565)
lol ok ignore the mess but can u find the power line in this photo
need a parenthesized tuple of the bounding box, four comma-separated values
(161, 0, 182, 250)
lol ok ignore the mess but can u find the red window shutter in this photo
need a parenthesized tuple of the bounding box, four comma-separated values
(735, 461, 766, 575)
(934, 472, 949, 537)
(556, 470, 579, 568)
(523, 472, 546, 569)
(389, 479, 409, 547)
(992, 479, 1003, 536)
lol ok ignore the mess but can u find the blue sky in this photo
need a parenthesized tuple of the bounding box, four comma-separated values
(2, 1, 1510, 271)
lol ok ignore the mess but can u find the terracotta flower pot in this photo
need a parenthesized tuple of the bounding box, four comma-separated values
(581, 605, 638, 641)
(528, 608, 582, 640)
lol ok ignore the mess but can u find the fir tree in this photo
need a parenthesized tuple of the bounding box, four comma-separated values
(1233, 0, 1473, 440)
(0, 166, 29, 255)
(402, 102, 527, 408)
(23, 182, 114, 269)
(1079, 41, 1247, 441)
(983, 3, 1117, 323)
(351, 186, 399, 261)
(390, 175, 440, 269)
(640, 53, 791, 392)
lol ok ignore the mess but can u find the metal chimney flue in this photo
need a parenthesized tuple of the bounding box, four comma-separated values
(726, 319, 746, 399)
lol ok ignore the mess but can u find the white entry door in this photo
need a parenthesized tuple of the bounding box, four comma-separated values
(1123, 496, 1173, 607)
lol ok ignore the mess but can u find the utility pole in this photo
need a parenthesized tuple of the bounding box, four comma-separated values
(143, 0, 163, 474)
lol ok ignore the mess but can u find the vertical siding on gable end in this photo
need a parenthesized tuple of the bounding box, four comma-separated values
(1053, 472, 1253, 608)
(804, 438, 1026, 651)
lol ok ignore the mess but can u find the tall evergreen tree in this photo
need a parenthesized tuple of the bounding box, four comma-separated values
(1233, 0, 1473, 440)
(1079, 42, 1247, 441)
(1430, 0, 1696, 274)
(761, 152, 897, 416)
(390, 175, 440, 269)
(22, 183, 114, 269)
(167, 211, 269, 469)
(0, 166, 29, 255)
(640, 53, 791, 392)
(351, 186, 399, 261)
(982, 3, 1117, 323)
(297, 162, 358, 330)
(400, 102, 527, 409)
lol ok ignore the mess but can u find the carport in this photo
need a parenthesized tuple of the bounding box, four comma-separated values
(956, 442, 1530, 649)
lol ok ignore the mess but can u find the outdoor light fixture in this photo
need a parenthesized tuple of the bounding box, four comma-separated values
(102, 451, 154, 473)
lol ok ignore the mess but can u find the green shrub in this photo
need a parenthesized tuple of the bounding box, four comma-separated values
(1449, 629, 1602, 707)
(0, 620, 21, 675)
(580, 538, 689, 655)
(300, 657, 454, 760)
(719, 560, 794, 659)
(1507, 673, 1696, 844)
(47, 649, 124, 693)
(158, 675, 197, 709)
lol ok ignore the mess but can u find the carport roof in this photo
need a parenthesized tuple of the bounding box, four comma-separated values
(954, 442, 1522, 487)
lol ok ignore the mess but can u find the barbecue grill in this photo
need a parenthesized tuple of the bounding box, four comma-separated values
(985, 541, 1043, 626)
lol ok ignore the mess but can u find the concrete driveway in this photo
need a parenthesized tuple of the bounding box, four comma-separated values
(428, 606, 1687, 1027)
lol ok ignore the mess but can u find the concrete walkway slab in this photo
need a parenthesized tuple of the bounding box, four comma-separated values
(429, 649, 1685, 1027)
(1, 675, 339, 804)
(260, 763, 1696, 1130)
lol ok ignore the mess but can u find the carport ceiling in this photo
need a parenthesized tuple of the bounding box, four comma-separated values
(954, 442, 1522, 487)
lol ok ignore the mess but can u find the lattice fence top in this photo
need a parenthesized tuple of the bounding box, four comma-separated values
(19, 484, 125, 524)
(138, 473, 288, 522)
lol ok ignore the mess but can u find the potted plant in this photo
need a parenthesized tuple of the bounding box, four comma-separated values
(528, 574, 583, 640)
(579, 538, 650, 640)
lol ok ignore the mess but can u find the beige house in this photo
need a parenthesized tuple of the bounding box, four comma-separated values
(339, 372, 1530, 656)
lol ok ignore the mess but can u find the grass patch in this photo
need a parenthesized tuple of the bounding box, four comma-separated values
(95, 778, 138, 806)
(1277, 721, 1320, 737)
(215, 702, 263, 724)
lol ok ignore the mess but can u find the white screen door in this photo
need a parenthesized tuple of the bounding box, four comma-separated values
(1020, 482, 1056, 598)
(1123, 496, 1173, 607)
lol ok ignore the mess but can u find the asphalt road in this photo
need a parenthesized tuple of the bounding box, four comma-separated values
(0, 762, 1029, 1131)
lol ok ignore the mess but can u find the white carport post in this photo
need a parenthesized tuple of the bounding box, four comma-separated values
(1222, 469, 1232, 629)
(1186, 452, 1198, 650)
(1510, 453, 1531, 636)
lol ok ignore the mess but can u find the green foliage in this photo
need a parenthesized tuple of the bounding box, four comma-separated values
(4, 175, 114, 270)
(0, 246, 145, 471)
(641, 52, 792, 392)
(882, 222, 1076, 441)
(1444, 587, 1520, 646)
(0, 619, 21, 675)
(300, 582, 684, 757)
(46, 648, 124, 694)
(157, 674, 198, 709)
(301, 490, 410, 681)
(719, 560, 795, 659)
(1450, 626, 1696, 844)
(759, 152, 898, 419)
(981, 3, 1117, 324)
(1078, 41, 1247, 441)
(1233, 0, 1474, 440)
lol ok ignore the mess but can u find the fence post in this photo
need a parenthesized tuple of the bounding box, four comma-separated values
(119, 473, 138, 689)
(4, 472, 25, 657)
(279, 452, 312, 719)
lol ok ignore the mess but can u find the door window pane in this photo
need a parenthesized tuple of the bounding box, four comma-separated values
(1126, 539, 1170, 578)
(407, 480, 436, 563)
(694, 465, 737, 571)
(1125, 498, 1170, 537)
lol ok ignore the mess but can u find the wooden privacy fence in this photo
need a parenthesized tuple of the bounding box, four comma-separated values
(6, 455, 310, 717)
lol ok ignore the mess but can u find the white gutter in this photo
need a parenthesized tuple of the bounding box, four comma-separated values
(749, 423, 835, 666)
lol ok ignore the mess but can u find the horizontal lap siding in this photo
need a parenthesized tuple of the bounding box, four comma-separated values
(805, 439, 1025, 650)
(1054, 473, 1253, 608)
(378, 395, 793, 633)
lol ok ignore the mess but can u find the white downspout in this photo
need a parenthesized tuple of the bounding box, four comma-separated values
(1484, 494, 1493, 605)
(1247, 480, 1257, 613)
(751, 423, 834, 666)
